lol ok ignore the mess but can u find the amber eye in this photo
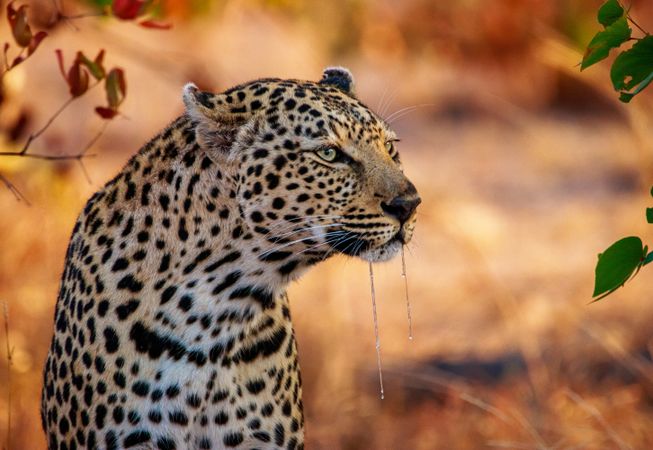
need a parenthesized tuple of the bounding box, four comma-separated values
(385, 141, 394, 153)
(316, 147, 339, 162)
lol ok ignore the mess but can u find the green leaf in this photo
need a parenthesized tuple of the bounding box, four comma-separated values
(593, 236, 645, 298)
(620, 70, 653, 102)
(598, 0, 624, 27)
(644, 251, 653, 266)
(77, 50, 105, 81)
(611, 36, 653, 94)
(105, 68, 126, 109)
(581, 17, 631, 70)
(648, 207, 653, 223)
(619, 92, 635, 102)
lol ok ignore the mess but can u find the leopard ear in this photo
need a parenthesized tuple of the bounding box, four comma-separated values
(319, 66, 355, 97)
(183, 83, 259, 124)
(182, 83, 245, 155)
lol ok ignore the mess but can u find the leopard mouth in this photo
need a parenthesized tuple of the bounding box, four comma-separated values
(324, 229, 371, 257)
(323, 228, 405, 262)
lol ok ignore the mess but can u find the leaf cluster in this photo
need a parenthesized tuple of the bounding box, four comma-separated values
(581, 0, 653, 103)
(2, 2, 47, 74)
(55, 50, 126, 119)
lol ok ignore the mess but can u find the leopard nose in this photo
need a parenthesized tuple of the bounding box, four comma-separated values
(381, 195, 421, 224)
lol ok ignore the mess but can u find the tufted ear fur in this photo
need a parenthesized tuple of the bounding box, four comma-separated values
(183, 83, 251, 157)
(319, 66, 355, 97)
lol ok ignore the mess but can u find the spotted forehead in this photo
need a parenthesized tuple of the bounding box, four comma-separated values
(219, 78, 389, 138)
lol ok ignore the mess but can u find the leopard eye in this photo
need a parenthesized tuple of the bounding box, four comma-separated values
(385, 141, 394, 153)
(316, 147, 339, 162)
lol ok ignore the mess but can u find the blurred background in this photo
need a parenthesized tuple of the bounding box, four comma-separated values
(1, 0, 653, 448)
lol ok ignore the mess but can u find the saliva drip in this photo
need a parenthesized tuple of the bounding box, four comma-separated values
(368, 262, 385, 400)
(401, 246, 414, 341)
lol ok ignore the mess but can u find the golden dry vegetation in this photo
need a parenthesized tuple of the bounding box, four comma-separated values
(2, 1, 653, 449)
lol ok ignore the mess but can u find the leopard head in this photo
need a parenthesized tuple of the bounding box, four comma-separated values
(183, 68, 420, 270)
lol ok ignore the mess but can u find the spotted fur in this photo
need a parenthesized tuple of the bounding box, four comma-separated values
(41, 68, 420, 450)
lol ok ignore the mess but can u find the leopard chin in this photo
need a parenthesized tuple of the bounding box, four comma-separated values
(357, 220, 416, 262)
(359, 239, 403, 262)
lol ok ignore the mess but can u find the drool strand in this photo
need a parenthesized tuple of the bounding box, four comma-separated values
(368, 262, 385, 400)
(401, 245, 413, 340)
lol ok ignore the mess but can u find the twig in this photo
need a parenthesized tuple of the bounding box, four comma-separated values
(565, 389, 631, 450)
(14, 80, 101, 156)
(19, 96, 75, 155)
(50, 0, 105, 30)
(627, 15, 649, 36)
(0, 128, 105, 202)
(0, 173, 29, 205)
(76, 121, 109, 184)
(59, 12, 105, 20)
(2, 302, 12, 450)
(0, 151, 95, 161)
(0, 48, 26, 82)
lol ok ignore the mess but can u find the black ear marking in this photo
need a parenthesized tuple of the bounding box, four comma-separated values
(319, 66, 355, 96)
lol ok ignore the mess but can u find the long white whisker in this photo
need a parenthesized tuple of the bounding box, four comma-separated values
(257, 227, 349, 260)
(296, 231, 354, 257)
(258, 214, 343, 240)
(267, 221, 343, 242)
(385, 103, 437, 124)
(260, 224, 345, 256)
(377, 85, 389, 116)
(380, 89, 399, 119)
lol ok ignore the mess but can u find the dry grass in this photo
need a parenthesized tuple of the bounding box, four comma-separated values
(1, 1, 653, 448)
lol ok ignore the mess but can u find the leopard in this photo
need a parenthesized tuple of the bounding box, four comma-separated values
(41, 67, 420, 450)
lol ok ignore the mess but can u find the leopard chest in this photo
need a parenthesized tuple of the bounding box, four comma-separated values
(116, 310, 304, 449)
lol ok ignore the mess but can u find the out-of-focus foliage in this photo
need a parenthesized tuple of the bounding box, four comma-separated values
(580, 0, 653, 301)
(581, 0, 653, 103)
(592, 236, 647, 300)
(3, 2, 48, 74)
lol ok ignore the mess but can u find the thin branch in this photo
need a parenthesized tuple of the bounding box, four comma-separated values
(19, 96, 75, 155)
(0, 150, 94, 161)
(81, 121, 109, 157)
(2, 302, 12, 450)
(0, 173, 29, 205)
(18, 80, 101, 156)
(51, 0, 106, 30)
(0, 47, 26, 82)
(59, 12, 105, 20)
(76, 121, 109, 184)
(627, 15, 649, 36)
(0, 103, 107, 200)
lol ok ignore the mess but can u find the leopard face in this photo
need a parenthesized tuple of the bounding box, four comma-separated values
(185, 68, 420, 271)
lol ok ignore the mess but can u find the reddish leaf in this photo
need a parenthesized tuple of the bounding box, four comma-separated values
(112, 0, 146, 20)
(4, 43, 10, 70)
(27, 31, 47, 56)
(95, 106, 119, 119)
(10, 55, 23, 68)
(7, 2, 33, 47)
(94, 49, 105, 69)
(67, 60, 89, 97)
(105, 68, 126, 109)
(139, 20, 172, 30)
(78, 50, 106, 80)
